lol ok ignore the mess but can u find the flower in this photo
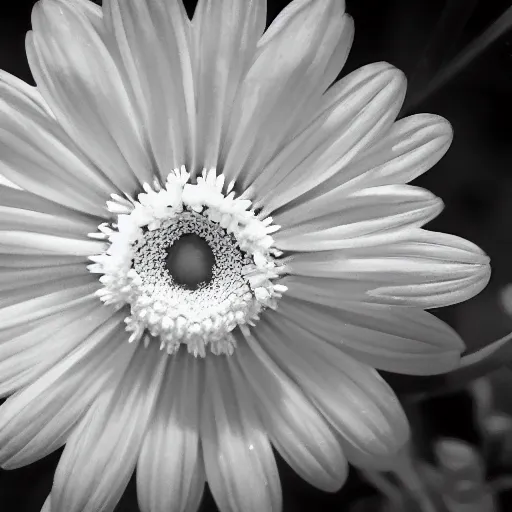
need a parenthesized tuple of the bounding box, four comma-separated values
(0, 0, 490, 511)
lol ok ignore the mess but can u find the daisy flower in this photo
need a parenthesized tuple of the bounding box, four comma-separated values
(0, 0, 491, 511)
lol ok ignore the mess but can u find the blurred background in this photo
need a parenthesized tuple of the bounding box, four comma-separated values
(1, 0, 512, 510)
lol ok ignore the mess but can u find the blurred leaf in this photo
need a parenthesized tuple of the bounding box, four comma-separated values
(405, 5, 512, 112)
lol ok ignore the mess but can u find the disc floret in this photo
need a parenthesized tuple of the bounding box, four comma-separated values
(88, 167, 287, 356)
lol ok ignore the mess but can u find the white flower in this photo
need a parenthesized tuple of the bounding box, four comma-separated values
(0, 0, 490, 511)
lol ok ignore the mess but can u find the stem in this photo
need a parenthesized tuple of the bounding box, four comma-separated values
(392, 453, 439, 512)
(405, 6, 512, 112)
(361, 469, 404, 508)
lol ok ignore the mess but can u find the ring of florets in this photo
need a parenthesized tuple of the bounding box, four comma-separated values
(87, 166, 287, 357)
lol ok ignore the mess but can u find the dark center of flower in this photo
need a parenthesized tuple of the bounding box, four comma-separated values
(165, 233, 215, 290)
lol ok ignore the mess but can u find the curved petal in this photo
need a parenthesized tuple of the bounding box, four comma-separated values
(319, 14, 354, 94)
(0, 310, 135, 469)
(233, 332, 348, 491)
(0, 231, 104, 256)
(0, 71, 112, 216)
(0, 264, 89, 295)
(28, 0, 153, 193)
(0, 185, 100, 239)
(103, 0, 196, 178)
(41, 496, 51, 512)
(192, 0, 266, 169)
(306, 113, 454, 201)
(0, 300, 105, 397)
(275, 297, 464, 376)
(274, 185, 443, 251)
(201, 356, 282, 512)
(253, 62, 406, 215)
(0, 273, 96, 312)
(283, 229, 491, 308)
(222, 0, 348, 186)
(0, 282, 99, 332)
(0, 254, 85, 269)
(137, 352, 205, 512)
(0, 185, 104, 258)
(255, 310, 410, 458)
(50, 341, 168, 512)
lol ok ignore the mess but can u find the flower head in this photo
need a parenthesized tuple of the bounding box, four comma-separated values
(0, 0, 490, 511)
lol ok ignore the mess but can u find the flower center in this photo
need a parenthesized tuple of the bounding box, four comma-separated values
(165, 234, 215, 290)
(88, 166, 287, 357)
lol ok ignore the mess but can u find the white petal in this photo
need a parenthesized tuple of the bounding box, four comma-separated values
(0, 254, 84, 269)
(103, 0, 196, 178)
(0, 310, 135, 469)
(0, 274, 96, 312)
(0, 71, 111, 216)
(192, 0, 266, 169)
(0, 264, 89, 294)
(0, 174, 20, 189)
(255, 311, 410, 458)
(28, 0, 153, 193)
(201, 356, 282, 512)
(319, 14, 354, 93)
(274, 185, 443, 251)
(137, 352, 204, 512)
(41, 496, 51, 512)
(0, 231, 104, 256)
(312, 113, 454, 198)
(50, 342, 168, 512)
(253, 62, 406, 215)
(276, 297, 464, 376)
(0, 281, 99, 331)
(283, 229, 491, 308)
(0, 300, 104, 397)
(233, 333, 348, 491)
(222, 0, 348, 186)
(0, 186, 100, 239)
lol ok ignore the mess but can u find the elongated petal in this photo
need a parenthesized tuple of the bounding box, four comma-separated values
(253, 62, 406, 215)
(276, 297, 464, 375)
(255, 311, 410, 459)
(0, 71, 111, 216)
(103, 0, 196, 177)
(309, 113, 454, 197)
(0, 264, 88, 294)
(0, 231, 104, 256)
(137, 352, 204, 512)
(274, 185, 443, 251)
(0, 300, 103, 397)
(222, 0, 348, 186)
(0, 311, 135, 469)
(283, 229, 491, 308)
(41, 496, 51, 512)
(28, 0, 153, 193)
(234, 334, 348, 491)
(0, 186, 100, 240)
(201, 356, 282, 512)
(0, 282, 99, 331)
(0, 254, 85, 269)
(50, 341, 168, 512)
(192, 0, 266, 169)
(0, 273, 95, 312)
(320, 14, 354, 93)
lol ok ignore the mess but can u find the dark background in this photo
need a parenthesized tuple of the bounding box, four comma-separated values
(1, 0, 512, 510)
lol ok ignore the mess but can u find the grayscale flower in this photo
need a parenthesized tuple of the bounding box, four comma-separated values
(0, 1, 491, 511)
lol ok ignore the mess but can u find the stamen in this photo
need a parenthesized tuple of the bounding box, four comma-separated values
(89, 167, 287, 356)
